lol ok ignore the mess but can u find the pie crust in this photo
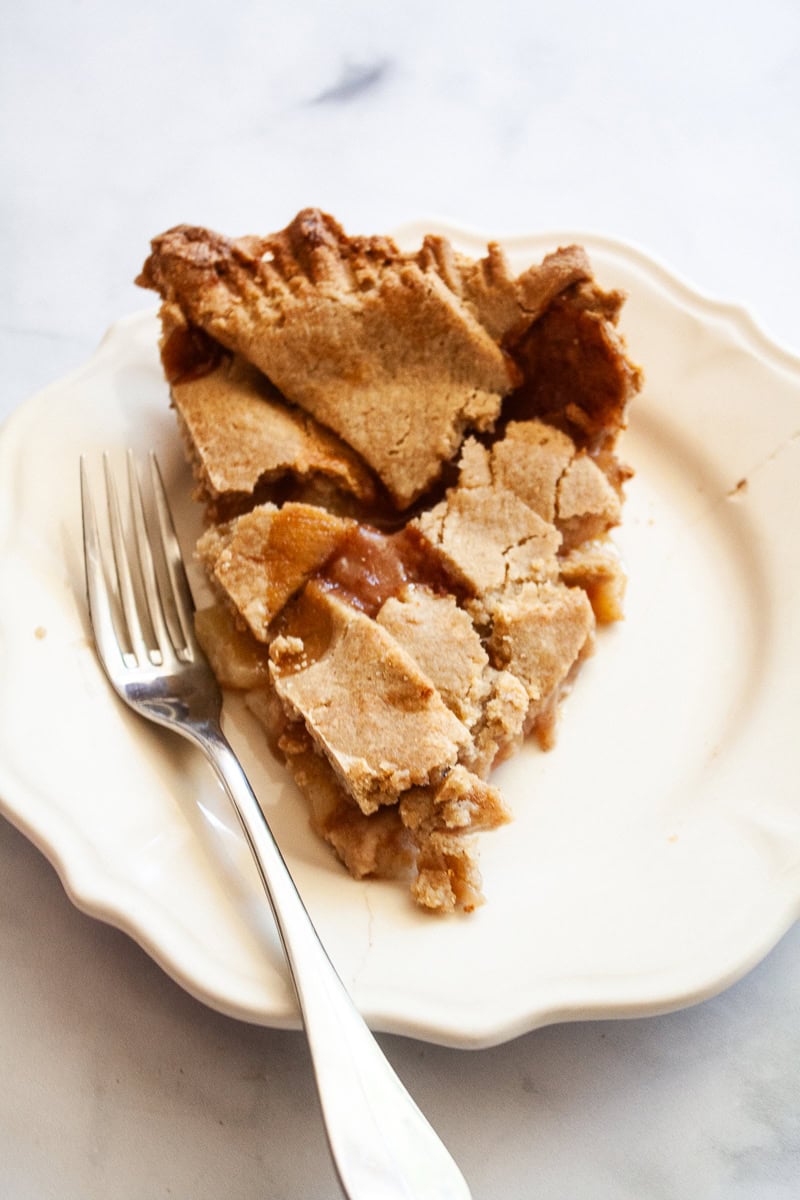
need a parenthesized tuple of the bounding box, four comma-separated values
(138, 209, 642, 913)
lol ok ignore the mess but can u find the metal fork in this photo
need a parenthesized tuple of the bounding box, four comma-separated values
(80, 450, 471, 1200)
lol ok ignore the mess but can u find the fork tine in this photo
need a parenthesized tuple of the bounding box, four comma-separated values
(127, 450, 173, 664)
(103, 453, 151, 666)
(148, 451, 198, 659)
(80, 457, 128, 671)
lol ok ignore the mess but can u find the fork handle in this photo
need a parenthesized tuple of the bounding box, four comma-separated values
(191, 721, 471, 1200)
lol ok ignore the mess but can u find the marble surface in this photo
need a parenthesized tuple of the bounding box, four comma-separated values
(2, 1, 799, 1196)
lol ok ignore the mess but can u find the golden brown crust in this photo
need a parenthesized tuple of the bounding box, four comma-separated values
(269, 585, 472, 815)
(413, 480, 561, 599)
(487, 581, 595, 707)
(457, 421, 623, 553)
(171, 356, 379, 509)
(158, 301, 377, 519)
(138, 211, 602, 507)
(376, 587, 528, 775)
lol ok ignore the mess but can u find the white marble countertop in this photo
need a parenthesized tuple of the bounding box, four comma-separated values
(2, 2, 799, 1197)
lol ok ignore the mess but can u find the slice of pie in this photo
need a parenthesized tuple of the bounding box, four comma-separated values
(138, 209, 642, 913)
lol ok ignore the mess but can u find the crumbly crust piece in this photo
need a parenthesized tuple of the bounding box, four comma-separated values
(269, 584, 472, 815)
(197, 503, 354, 641)
(159, 301, 377, 519)
(399, 763, 510, 838)
(413, 481, 561, 598)
(412, 417, 622, 613)
(138, 210, 596, 507)
(483, 420, 575, 522)
(375, 588, 492, 728)
(412, 833, 484, 913)
(400, 766, 511, 912)
(376, 587, 528, 776)
(461, 422, 623, 552)
(556, 453, 622, 549)
(486, 580, 595, 743)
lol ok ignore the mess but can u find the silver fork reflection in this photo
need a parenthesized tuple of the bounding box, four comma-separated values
(80, 450, 472, 1200)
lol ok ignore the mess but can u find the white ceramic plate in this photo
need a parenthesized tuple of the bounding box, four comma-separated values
(1, 226, 799, 1049)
